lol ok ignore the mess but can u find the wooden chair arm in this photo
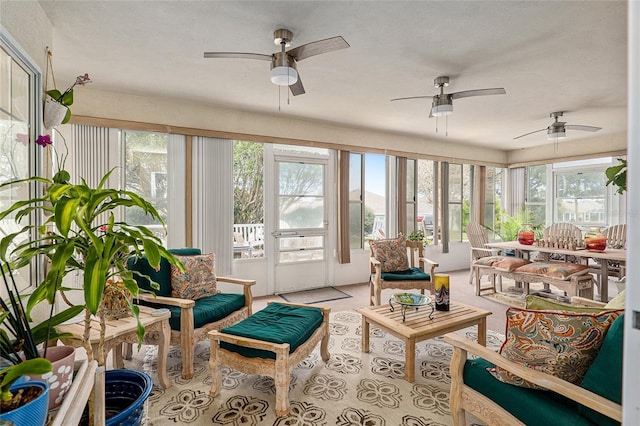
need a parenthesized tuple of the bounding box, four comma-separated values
(136, 292, 195, 308)
(370, 257, 381, 267)
(419, 256, 439, 269)
(444, 333, 622, 422)
(570, 296, 607, 307)
(217, 276, 256, 286)
(472, 247, 500, 256)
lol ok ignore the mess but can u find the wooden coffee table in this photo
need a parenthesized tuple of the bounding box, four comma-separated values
(358, 302, 491, 382)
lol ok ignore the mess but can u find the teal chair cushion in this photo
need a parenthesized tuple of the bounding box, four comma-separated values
(127, 248, 201, 297)
(219, 303, 323, 360)
(142, 292, 246, 331)
(463, 357, 594, 426)
(578, 313, 624, 426)
(381, 267, 429, 281)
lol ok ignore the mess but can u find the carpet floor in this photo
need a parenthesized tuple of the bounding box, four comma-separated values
(128, 310, 504, 426)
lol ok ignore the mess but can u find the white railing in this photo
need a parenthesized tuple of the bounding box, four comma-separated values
(233, 224, 265, 258)
(233, 224, 264, 243)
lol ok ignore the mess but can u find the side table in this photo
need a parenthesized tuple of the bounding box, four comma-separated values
(55, 305, 171, 389)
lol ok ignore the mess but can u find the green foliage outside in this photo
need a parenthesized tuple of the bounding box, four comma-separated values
(605, 158, 627, 194)
(234, 141, 264, 224)
(490, 205, 544, 241)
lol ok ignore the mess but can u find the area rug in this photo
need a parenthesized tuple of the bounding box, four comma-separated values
(127, 311, 504, 426)
(278, 286, 352, 304)
(482, 282, 569, 309)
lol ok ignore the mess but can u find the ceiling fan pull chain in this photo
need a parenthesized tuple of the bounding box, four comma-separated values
(446, 115, 448, 137)
(435, 116, 439, 133)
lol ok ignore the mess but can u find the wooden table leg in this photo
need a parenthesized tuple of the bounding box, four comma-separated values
(600, 260, 609, 302)
(113, 343, 124, 368)
(157, 318, 171, 389)
(361, 316, 370, 353)
(405, 338, 416, 382)
(477, 318, 487, 346)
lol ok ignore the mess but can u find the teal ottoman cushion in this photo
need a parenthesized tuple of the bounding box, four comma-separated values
(381, 267, 429, 281)
(464, 357, 594, 426)
(220, 303, 323, 359)
(142, 293, 245, 331)
(578, 313, 624, 426)
(128, 248, 201, 296)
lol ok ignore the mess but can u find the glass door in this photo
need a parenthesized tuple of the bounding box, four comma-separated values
(273, 155, 328, 293)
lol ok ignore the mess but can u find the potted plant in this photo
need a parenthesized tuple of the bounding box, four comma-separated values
(43, 73, 91, 129)
(0, 262, 83, 424)
(0, 132, 182, 424)
(605, 158, 627, 194)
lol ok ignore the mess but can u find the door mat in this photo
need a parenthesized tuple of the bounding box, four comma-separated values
(278, 286, 352, 305)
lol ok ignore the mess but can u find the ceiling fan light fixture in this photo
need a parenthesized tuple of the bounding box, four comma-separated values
(270, 66, 298, 86)
(547, 129, 566, 140)
(431, 104, 453, 116)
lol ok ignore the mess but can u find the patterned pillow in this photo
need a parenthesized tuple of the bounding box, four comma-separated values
(170, 253, 219, 300)
(370, 236, 410, 273)
(473, 256, 530, 272)
(514, 261, 590, 280)
(488, 307, 622, 389)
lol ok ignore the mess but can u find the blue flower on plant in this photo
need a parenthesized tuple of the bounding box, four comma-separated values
(36, 134, 52, 147)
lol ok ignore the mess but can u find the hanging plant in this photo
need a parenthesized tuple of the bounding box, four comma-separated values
(43, 48, 91, 129)
(605, 158, 627, 194)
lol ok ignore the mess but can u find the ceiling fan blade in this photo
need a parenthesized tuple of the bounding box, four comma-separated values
(450, 88, 506, 100)
(287, 36, 350, 62)
(565, 125, 602, 132)
(203, 52, 272, 61)
(390, 95, 434, 102)
(289, 75, 305, 96)
(513, 128, 546, 140)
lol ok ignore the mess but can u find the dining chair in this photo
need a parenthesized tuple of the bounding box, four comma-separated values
(466, 222, 504, 286)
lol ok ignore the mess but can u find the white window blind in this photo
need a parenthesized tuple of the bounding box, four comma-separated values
(192, 137, 233, 275)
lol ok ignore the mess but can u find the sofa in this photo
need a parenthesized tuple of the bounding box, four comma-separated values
(444, 294, 624, 426)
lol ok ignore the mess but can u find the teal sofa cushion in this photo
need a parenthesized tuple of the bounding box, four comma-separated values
(220, 303, 323, 360)
(464, 358, 597, 426)
(381, 267, 429, 281)
(578, 314, 624, 426)
(142, 292, 245, 331)
(128, 248, 201, 297)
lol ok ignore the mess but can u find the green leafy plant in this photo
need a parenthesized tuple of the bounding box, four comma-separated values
(489, 207, 544, 242)
(0, 263, 82, 407)
(605, 158, 627, 195)
(407, 229, 428, 245)
(0, 136, 183, 368)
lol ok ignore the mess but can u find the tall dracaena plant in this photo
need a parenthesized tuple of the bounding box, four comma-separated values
(0, 138, 182, 366)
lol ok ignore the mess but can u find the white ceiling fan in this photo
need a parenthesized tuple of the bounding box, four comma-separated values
(391, 76, 506, 117)
(204, 28, 350, 96)
(514, 111, 602, 140)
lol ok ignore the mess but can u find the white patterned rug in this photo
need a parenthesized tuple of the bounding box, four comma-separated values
(126, 311, 504, 426)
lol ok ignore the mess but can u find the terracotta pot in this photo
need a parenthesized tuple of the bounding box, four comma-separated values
(26, 346, 76, 410)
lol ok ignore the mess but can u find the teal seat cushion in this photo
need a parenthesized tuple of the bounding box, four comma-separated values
(578, 313, 624, 426)
(140, 292, 245, 331)
(463, 358, 597, 426)
(127, 248, 201, 296)
(220, 303, 324, 360)
(381, 267, 429, 281)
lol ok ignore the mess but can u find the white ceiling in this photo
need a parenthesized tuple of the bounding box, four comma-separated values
(38, 0, 628, 151)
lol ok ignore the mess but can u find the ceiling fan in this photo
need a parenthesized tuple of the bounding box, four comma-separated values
(514, 111, 602, 140)
(203, 28, 349, 96)
(391, 76, 506, 117)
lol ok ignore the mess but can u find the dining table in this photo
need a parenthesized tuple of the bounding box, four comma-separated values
(484, 240, 626, 301)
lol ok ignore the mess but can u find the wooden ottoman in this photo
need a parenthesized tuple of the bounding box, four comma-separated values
(209, 301, 331, 417)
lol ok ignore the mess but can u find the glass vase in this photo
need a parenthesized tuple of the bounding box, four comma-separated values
(584, 227, 607, 251)
(517, 223, 535, 245)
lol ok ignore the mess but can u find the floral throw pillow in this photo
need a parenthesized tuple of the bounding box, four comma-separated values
(370, 236, 410, 273)
(514, 262, 590, 280)
(488, 307, 622, 389)
(170, 253, 219, 300)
